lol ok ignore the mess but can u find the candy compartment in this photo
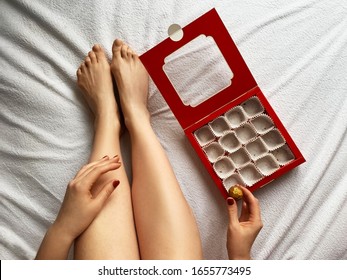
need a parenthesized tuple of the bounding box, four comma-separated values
(225, 106, 247, 128)
(223, 174, 246, 190)
(272, 144, 295, 165)
(209, 117, 230, 136)
(262, 129, 285, 150)
(238, 164, 263, 186)
(251, 114, 274, 135)
(194, 125, 215, 146)
(203, 142, 225, 162)
(255, 154, 280, 176)
(245, 138, 269, 160)
(219, 132, 241, 153)
(241, 96, 264, 118)
(193, 95, 297, 189)
(228, 147, 251, 168)
(213, 157, 236, 179)
(235, 123, 257, 144)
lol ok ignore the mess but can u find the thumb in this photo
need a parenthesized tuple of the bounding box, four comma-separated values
(226, 197, 239, 225)
(94, 180, 119, 207)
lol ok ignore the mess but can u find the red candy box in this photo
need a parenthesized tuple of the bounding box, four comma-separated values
(140, 9, 305, 199)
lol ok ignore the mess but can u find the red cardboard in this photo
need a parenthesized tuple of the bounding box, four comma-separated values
(140, 8, 305, 199)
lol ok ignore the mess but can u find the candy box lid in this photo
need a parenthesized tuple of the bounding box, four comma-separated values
(140, 8, 257, 130)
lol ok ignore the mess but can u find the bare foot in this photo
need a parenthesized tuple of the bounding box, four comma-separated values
(110, 39, 150, 129)
(77, 45, 120, 129)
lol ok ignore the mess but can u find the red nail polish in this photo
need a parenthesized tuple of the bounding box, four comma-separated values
(113, 180, 120, 188)
(227, 197, 234, 205)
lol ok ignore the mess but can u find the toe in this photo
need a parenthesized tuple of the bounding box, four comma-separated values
(112, 39, 123, 57)
(92, 44, 107, 62)
(127, 46, 138, 58)
(85, 56, 92, 66)
(92, 44, 102, 52)
(79, 62, 87, 75)
(88, 51, 97, 63)
(112, 39, 123, 49)
(121, 44, 128, 58)
(76, 68, 83, 86)
(128, 47, 134, 56)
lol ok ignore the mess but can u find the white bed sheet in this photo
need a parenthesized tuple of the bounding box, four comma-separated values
(1, 0, 346, 259)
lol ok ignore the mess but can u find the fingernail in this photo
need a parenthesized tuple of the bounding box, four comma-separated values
(113, 180, 120, 188)
(227, 197, 234, 206)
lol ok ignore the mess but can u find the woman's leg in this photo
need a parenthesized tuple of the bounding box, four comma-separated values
(111, 39, 203, 259)
(74, 45, 139, 259)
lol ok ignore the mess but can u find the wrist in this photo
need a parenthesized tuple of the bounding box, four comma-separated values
(49, 222, 75, 246)
(35, 222, 75, 260)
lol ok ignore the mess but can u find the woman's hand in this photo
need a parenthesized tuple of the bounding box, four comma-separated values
(54, 155, 121, 240)
(226, 186, 263, 260)
(36, 156, 121, 259)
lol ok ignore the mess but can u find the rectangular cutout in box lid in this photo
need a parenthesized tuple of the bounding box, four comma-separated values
(140, 8, 305, 199)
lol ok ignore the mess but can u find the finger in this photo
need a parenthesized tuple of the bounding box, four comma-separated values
(226, 197, 239, 226)
(239, 201, 250, 222)
(78, 160, 121, 190)
(240, 186, 261, 222)
(76, 155, 120, 179)
(93, 179, 119, 208)
(74, 156, 110, 179)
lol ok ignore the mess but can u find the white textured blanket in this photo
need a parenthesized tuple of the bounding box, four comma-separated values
(1, 0, 346, 259)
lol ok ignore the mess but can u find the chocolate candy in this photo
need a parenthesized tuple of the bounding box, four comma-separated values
(228, 185, 243, 200)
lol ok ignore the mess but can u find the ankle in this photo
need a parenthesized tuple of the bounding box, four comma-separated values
(124, 109, 151, 133)
(94, 110, 122, 134)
